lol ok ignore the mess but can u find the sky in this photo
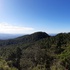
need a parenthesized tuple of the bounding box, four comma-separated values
(0, 0, 70, 34)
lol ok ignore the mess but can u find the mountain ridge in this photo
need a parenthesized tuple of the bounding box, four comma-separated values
(0, 32, 50, 47)
(0, 33, 24, 40)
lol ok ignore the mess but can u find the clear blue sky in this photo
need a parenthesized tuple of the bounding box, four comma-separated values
(0, 0, 70, 34)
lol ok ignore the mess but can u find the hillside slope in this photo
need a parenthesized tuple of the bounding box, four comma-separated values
(0, 32, 49, 47)
(0, 32, 70, 70)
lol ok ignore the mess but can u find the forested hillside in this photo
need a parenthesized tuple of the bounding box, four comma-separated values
(0, 32, 70, 70)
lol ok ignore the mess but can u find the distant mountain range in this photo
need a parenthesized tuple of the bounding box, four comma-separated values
(0, 34, 24, 40)
(48, 33, 57, 36)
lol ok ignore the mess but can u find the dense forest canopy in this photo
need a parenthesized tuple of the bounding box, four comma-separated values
(0, 32, 70, 70)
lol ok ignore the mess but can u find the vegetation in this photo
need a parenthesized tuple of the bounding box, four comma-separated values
(0, 32, 70, 70)
(0, 58, 18, 70)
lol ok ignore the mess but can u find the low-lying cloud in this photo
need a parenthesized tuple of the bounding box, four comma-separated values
(0, 22, 34, 34)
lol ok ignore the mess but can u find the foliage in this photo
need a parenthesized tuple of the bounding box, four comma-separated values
(0, 32, 70, 70)
(0, 58, 18, 70)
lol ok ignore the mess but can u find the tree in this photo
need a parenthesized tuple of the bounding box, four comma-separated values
(7, 47, 22, 70)
(15, 47, 22, 70)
